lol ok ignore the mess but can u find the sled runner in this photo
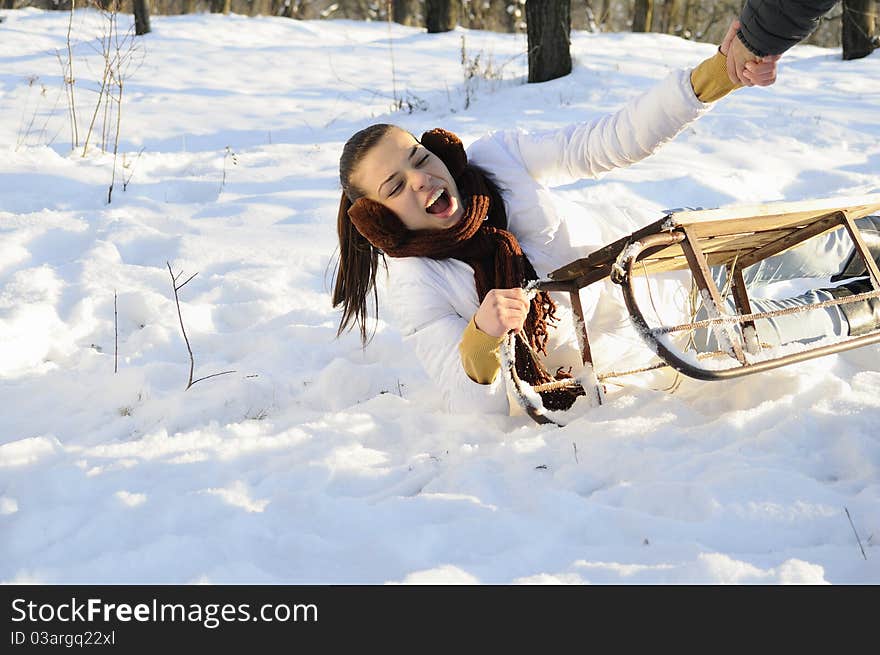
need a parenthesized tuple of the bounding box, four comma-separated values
(504, 193, 880, 426)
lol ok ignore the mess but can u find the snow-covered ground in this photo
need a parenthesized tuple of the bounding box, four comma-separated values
(1, 9, 879, 584)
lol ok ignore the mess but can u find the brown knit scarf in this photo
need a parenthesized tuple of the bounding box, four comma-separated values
(348, 128, 584, 411)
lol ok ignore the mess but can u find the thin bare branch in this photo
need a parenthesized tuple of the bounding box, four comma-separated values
(66, 0, 79, 149)
(167, 261, 195, 389)
(845, 507, 868, 560)
(190, 370, 237, 387)
(176, 272, 198, 291)
(82, 57, 111, 156)
(167, 261, 229, 391)
(107, 69, 123, 203)
(123, 147, 145, 191)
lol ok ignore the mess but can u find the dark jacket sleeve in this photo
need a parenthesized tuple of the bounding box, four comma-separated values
(738, 0, 839, 56)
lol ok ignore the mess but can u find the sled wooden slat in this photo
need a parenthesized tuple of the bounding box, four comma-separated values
(657, 194, 880, 233)
(548, 194, 880, 282)
(680, 224, 747, 364)
(645, 229, 797, 260)
(638, 215, 847, 275)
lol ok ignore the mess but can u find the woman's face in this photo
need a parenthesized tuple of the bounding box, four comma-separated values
(349, 127, 464, 231)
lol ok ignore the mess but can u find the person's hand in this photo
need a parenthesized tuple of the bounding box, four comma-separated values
(742, 52, 780, 87)
(721, 19, 780, 87)
(474, 288, 529, 338)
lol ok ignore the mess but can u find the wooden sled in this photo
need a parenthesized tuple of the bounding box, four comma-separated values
(505, 193, 880, 426)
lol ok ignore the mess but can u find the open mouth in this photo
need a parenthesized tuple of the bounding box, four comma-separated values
(425, 187, 452, 215)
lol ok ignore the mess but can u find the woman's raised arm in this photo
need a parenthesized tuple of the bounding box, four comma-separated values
(477, 21, 777, 187)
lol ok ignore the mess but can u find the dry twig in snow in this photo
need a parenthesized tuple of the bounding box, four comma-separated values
(166, 262, 235, 390)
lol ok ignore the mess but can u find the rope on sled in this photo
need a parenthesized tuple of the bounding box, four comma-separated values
(653, 288, 880, 335)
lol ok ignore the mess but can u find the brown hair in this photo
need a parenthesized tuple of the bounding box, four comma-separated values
(332, 123, 396, 346)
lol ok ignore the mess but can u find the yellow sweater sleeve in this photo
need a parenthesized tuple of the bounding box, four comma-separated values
(458, 315, 505, 385)
(691, 50, 741, 103)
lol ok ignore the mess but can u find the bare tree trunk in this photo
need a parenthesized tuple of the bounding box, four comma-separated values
(598, 0, 611, 29)
(632, 0, 653, 32)
(425, 0, 456, 32)
(393, 0, 417, 25)
(133, 0, 151, 34)
(659, 0, 680, 34)
(583, 0, 599, 31)
(681, 0, 696, 37)
(526, 0, 572, 83)
(842, 0, 878, 60)
(254, 0, 273, 16)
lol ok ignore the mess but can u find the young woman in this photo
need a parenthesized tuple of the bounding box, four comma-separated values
(332, 23, 879, 416)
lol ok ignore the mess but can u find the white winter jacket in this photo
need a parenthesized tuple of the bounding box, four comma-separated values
(385, 69, 713, 415)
